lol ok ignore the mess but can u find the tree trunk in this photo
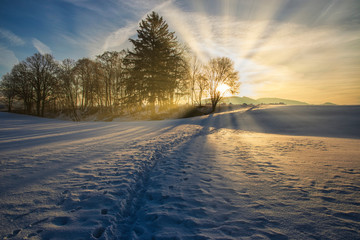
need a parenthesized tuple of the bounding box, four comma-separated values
(41, 98, 45, 117)
(7, 98, 12, 112)
(211, 103, 216, 113)
(36, 99, 41, 116)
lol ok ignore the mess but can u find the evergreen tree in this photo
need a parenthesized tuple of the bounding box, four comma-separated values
(127, 11, 188, 114)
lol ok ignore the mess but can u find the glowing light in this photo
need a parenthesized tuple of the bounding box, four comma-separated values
(217, 83, 231, 96)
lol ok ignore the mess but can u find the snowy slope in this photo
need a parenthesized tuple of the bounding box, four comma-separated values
(0, 106, 360, 239)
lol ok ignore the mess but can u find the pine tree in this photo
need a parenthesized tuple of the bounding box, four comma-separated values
(127, 11, 188, 114)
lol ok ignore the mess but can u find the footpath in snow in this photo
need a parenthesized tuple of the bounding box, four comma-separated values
(0, 105, 359, 239)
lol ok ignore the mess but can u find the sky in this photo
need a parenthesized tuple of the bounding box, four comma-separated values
(0, 0, 359, 104)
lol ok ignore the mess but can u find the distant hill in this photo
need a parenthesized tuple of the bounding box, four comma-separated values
(256, 98, 308, 105)
(220, 96, 259, 105)
(219, 96, 308, 105)
(322, 102, 337, 105)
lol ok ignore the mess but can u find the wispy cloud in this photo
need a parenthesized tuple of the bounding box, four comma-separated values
(0, 28, 25, 46)
(32, 38, 52, 55)
(51, 0, 175, 57)
(100, 0, 173, 53)
(0, 44, 19, 70)
(102, 23, 138, 52)
(61, 0, 108, 15)
(123, 0, 167, 9)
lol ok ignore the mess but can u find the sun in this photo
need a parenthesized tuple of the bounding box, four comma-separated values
(217, 83, 231, 96)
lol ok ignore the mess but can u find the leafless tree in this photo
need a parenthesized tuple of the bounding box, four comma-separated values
(59, 59, 79, 120)
(204, 57, 240, 112)
(96, 50, 127, 111)
(189, 56, 201, 106)
(0, 73, 17, 111)
(194, 73, 208, 107)
(24, 53, 59, 116)
(74, 58, 102, 110)
(11, 63, 34, 113)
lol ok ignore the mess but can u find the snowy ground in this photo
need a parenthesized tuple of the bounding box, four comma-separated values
(0, 105, 359, 239)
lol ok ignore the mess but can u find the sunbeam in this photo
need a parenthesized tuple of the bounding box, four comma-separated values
(155, 0, 360, 104)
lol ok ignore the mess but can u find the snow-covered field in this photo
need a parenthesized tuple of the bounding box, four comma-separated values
(0, 105, 359, 239)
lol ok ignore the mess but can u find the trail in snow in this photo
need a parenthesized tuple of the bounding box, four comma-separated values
(0, 105, 360, 239)
(0, 113, 202, 239)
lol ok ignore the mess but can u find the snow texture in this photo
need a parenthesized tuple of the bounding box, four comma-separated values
(0, 105, 359, 239)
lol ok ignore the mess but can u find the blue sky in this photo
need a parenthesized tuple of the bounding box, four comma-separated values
(1, 0, 359, 104)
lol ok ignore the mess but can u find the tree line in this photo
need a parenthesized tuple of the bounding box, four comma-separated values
(0, 12, 240, 119)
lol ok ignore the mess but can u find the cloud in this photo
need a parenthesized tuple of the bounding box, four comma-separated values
(102, 23, 138, 52)
(0, 28, 25, 46)
(61, 0, 107, 15)
(52, 0, 175, 57)
(122, 0, 174, 16)
(32, 38, 52, 54)
(123, 0, 168, 9)
(0, 44, 19, 71)
(100, 0, 173, 53)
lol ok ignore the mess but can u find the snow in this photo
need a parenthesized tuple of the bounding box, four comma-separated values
(0, 105, 360, 239)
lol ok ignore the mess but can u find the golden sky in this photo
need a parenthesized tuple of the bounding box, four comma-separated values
(152, 0, 360, 105)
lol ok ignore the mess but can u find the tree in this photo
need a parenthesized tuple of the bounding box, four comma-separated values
(74, 58, 101, 109)
(24, 53, 59, 116)
(194, 72, 208, 107)
(112, 50, 127, 109)
(127, 11, 188, 114)
(11, 63, 34, 113)
(189, 56, 200, 106)
(58, 58, 79, 120)
(96, 50, 126, 110)
(204, 57, 240, 112)
(168, 43, 189, 107)
(122, 53, 143, 113)
(0, 73, 17, 112)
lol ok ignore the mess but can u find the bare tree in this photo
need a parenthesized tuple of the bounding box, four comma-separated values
(189, 56, 200, 106)
(96, 50, 127, 111)
(194, 73, 208, 107)
(11, 63, 34, 113)
(0, 73, 17, 112)
(204, 57, 240, 112)
(24, 53, 59, 116)
(59, 59, 79, 120)
(74, 58, 101, 110)
(97, 51, 117, 108)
